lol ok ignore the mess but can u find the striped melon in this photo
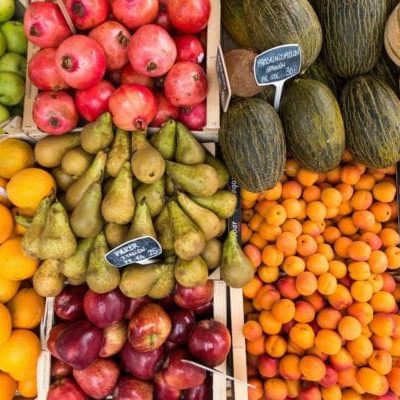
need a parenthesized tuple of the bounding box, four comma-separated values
(370, 54, 399, 93)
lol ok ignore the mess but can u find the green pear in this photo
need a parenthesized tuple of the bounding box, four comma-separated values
(150, 119, 176, 160)
(52, 167, 77, 192)
(174, 256, 208, 288)
(61, 147, 93, 177)
(135, 177, 165, 217)
(126, 199, 156, 241)
(166, 175, 175, 195)
(33, 259, 64, 297)
(106, 129, 131, 177)
(102, 162, 135, 224)
(175, 122, 205, 165)
(154, 206, 174, 252)
(201, 238, 222, 270)
(80, 112, 114, 154)
(218, 219, 227, 237)
(147, 262, 176, 299)
(1, 21, 27, 55)
(105, 223, 129, 248)
(204, 152, 229, 189)
(62, 238, 94, 282)
(191, 190, 237, 219)
(166, 161, 219, 197)
(0, 0, 15, 22)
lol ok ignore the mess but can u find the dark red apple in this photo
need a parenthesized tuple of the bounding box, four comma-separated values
(193, 300, 213, 318)
(73, 358, 119, 399)
(121, 342, 164, 380)
(48, 323, 69, 360)
(188, 320, 231, 367)
(154, 371, 181, 400)
(165, 341, 179, 353)
(99, 320, 128, 357)
(54, 285, 86, 321)
(51, 359, 73, 379)
(113, 377, 153, 400)
(129, 303, 171, 352)
(158, 294, 175, 311)
(47, 378, 87, 400)
(167, 309, 195, 345)
(174, 281, 213, 311)
(184, 376, 212, 400)
(162, 349, 206, 390)
(125, 296, 151, 319)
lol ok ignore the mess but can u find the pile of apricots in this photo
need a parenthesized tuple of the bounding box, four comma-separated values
(241, 152, 400, 400)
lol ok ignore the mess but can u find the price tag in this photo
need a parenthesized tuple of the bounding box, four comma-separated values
(227, 179, 241, 245)
(254, 44, 301, 111)
(216, 45, 232, 112)
(105, 236, 162, 268)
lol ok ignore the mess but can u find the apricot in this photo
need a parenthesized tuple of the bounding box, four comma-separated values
(289, 323, 315, 350)
(315, 329, 342, 355)
(264, 378, 288, 400)
(391, 314, 400, 339)
(299, 355, 326, 382)
(282, 180, 302, 200)
(356, 367, 389, 396)
(287, 339, 306, 356)
(371, 335, 393, 352)
(257, 354, 278, 378)
(297, 234, 318, 257)
(368, 274, 384, 293)
(352, 210, 375, 230)
(347, 335, 374, 365)
(348, 261, 371, 281)
(334, 237, 353, 258)
(350, 281, 373, 302)
(321, 188, 342, 208)
(341, 165, 361, 185)
(258, 265, 279, 283)
(263, 181, 283, 200)
(323, 226, 341, 244)
(380, 228, 400, 247)
(348, 241, 372, 262)
(303, 185, 321, 202)
(337, 366, 357, 387)
(299, 385, 322, 400)
(306, 201, 327, 222)
(368, 350, 392, 375)
(381, 272, 396, 293)
(341, 389, 363, 400)
(370, 291, 396, 313)
(321, 385, 342, 400)
(266, 204, 287, 226)
(387, 366, 400, 395)
(295, 271, 318, 296)
(368, 250, 388, 274)
(283, 198, 302, 219)
(328, 260, 347, 279)
(303, 219, 323, 237)
(339, 201, 353, 216)
(355, 174, 376, 191)
(276, 276, 300, 300)
(306, 253, 329, 275)
(373, 181, 396, 203)
(286, 380, 300, 399)
(338, 316, 362, 341)
(327, 284, 353, 310)
(390, 338, 400, 357)
(385, 246, 400, 270)
(258, 222, 282, 241)
(317, 272, 338, 295)
(278, 354, 301, 381)
(330, 348, 354, 371)
(370, 202, 392, 222)
(369, 313, 394, 337)
(297, 169, 319, 187)
(294, 301, 315, 323)
(261, 245, 284, 268)
(248, 377, 264, 400)
(258, 311, 282, 335)
(264, 335, 287, 358)
(271, 299, 295, 324)
(282, 218, 303, 237)
(320, 365, 339, 388)
(338, 217, 358, 236)
(308, 346, 329, 361)
(304, 292, 326, 312)
(254, 285, 280, 310)
(360, 232, 383, 251)
(351, 190, 373, 210)
(283, 255, 305, 276)
(316, 308, 342, 330)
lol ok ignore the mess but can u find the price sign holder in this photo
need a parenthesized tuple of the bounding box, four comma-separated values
(254, 44, 301, 111)
(216, 45, 232, 112)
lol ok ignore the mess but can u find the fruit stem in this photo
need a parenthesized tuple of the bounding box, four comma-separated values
(134, 119, 146, 130)
(61, 56, 77, 72)
(117, 31, 129, 48)
(29, 24, 41, 37)
(49, 117, 60, 128)
(147, 61, 158, 72)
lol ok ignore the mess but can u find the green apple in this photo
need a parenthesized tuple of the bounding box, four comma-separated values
(0, 32, 5, 57)
(0, 0, 14, 23)
(0, 104, 10, 123)
(1, 21, 27, 55)
(0, 52, 26, 77)
(0, 71, 25, 106)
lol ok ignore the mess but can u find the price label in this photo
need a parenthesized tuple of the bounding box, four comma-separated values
(227, 178, 242, 245)
(216, 45, 232, 113)
(105, 236, 162, 268)
(254, 44, 301, 111)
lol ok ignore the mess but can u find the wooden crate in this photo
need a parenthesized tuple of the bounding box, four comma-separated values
(22, 0, 221, 142)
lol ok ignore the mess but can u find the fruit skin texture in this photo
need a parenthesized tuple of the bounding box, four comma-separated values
(110, 0, 159, 30)
(0, 275, 20, 304)
(151, 93, 179, 127)
(174, 34, 205, 64)
(23, 2, 71, 48)
(65, 0, 109, 31)
(0, 139, 34, 180)
(0, 204, 13, 245)
(33, 91, 79, 135)
(47, 377, 88, 400)
(0, 303, 11, 345)
(113, 376, 153, 400)
(0, 372, 17, 400)
(179, 102, 206, 130)
(341, 76, 400, 168)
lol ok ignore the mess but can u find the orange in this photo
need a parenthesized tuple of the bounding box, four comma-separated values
(0, 140, 34, 179)
(306, 201, 327, 222)
(303, 185, 321, 202)
(373, 181, 396, 202)
(265, 204, 287, 226)
(321, 187, 342, 208)
(18, 378, 37, 398)
(282, 180, 302, 200)
(297, 169, 319, 187)
(0, 329, 40, 381)
(276, 232, 297, 256)
(0, 237, 39, 281)
(7, 288, 45, 329)
(0, 205, 13, 245)
(0, 275, 20, 303)
(0, 303, 11, 345)
(0, 372, 17, 400)
(6, 168, 55, 210)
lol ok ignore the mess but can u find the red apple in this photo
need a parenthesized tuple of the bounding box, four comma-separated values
(129, 303, 171, 352)
(193, 300, 213, 319)
(174, 281, 213, 311)
(47, 378, 88, 400)
(184, 377, 212, 400)
(55, 285, 86, 321)
(162, 349, 206, 390)
(167, 309, 196, 345)
(165, 341, 179, 353)
(51, 359, 73, 379)
(158, 294, 176, 311)
(188, 320, 231, 367)
(113, 377, 153, 400)
(48, 323, 69, 360)
(99, 320, 128, 357)
(125, 296, 151, 319)
(154, 371, 181, 400)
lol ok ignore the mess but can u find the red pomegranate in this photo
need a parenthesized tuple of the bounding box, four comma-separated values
(120, 64, 154, 88)
(75, 80, 115, 122)
(28, 48, 69, 91)
(65, 0, 109, 31)
(164, 61, 208, 107)
(179, 102, 206, 130)
(155, 11, 172, 31)
(174, 35, 205, 64)
(24, 2, 71, 48)
(89, 21, 131, 71)
(55, 35, 106, 90)
(33, 91, 79, 135)
(128, 24, 177, 78)
(109, 84, 157, 131)
(110, 0, 159, 30)
(166, 0, 211, 34)
(151, 93, 179, 127)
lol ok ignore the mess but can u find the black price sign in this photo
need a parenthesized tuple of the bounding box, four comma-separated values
(254, 44, 301, 111)
(216, 45, 232, 113)
(105, 236, 162, 268)
(227, 178, 242, 245)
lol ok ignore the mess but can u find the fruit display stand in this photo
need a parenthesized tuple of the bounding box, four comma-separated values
(21, 0, 221, 142)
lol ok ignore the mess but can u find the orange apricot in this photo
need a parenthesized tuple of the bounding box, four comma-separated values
(242, 223, 252, 243)
(328, 260, 347, 279)
(258, 222, 281, 241)
(243, 320, 263, 342)
(368, 250, 388, 273)
(264, 335, 287, 358)
(243, 276, 263, 299)
(302, 219, 323, 237)
(336, 183, 354, 201)
(297, 169, 319, 187)
(338, 316, 362, 341)
(282, 255, 305, 277)
(246, 335, 265, 356)
(327, 284, 353, 310)
(338, 200, 353, 216)
(295, 271, 318, 296)
(370, 313, 395, 337)
(351, 190, 373, 211)
(264, 378, 288, 400)
(249, 213, 264, 231)
(315, 329, 342, 355)
(348, 261, 371, 280)
(297, 234, 318, 257)
(368, 350, 392, 375)
(266, 204, 287, 227)
(254, 285, 280, 310)
(261, 245, 284, 268)
(282, 219, 302, 237)
(249, 233, 267, 249)
(350, 281, 373, 302)
(352, 210, 375, 230)
(370, 291, 396, 313)
(373, 181, 396, 203)
(276, 231, 297, 256)
(326, 167, 341, 184)
(385, 246, 400, 270)
(283, 198, 302, 219)
(248, 377, 264, 400)
(337, 366, 357, 387)
(347, 336, 374, 365)
(330, 348, 354, 371)
(321, 188, 342, 208)
(243, 244, 262, 267)
(303, 185, 321, 202)
(299, 355, 326, 382)
(278, 354, 301, 381)
(317, 272, 338, 296)
(323, 226, 341, 244)
(263, 182, 283, 201)
(282, 180, 302, 200)
(356, 367, 389, 396)
(258, 311, 282, 335)
(387, 366, 400, 396)
(294, 301, 315, 323)
(258, 266, 280, 284)
(370, 202, 392, 223)
(348, 241, 372, 262)
(304, 292, 326, 312)
(380, 228, 400, 247)
(271, 299, 295, 324)
(360, 232, 382, 251)
(347, 302, 374, 325)
(341, 165, 362, 185)
(354, 174, 376, 191)
(338, 217, 358, 236)
(316, 308, 342, 330)
(306, 253, 329, 275)
(289, 323, 315, 350)
(306, 201, 327, 222)
(241, 189, 260, 202)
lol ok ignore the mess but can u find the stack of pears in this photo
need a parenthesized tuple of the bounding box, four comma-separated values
(26, 114, 254, 299)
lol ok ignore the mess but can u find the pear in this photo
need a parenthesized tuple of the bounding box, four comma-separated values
(102, 162, 135, 224)
(218, 219, 227, 237)
(103, 177, 113, 195)
(86, 233, 120, 294)
(66, 151, 107, 209)
(70, 182, 103, 238)
(15, 215, 32, 229)
(80, 112, 114, 154)
(174, 256, 208, 288)
(191, 190, 237, 219)
(147, 262, 175, 299)
(135, 177, 165, 217)
(166, 175, 175, 195)
(62, 238, 94, 282)
(201, 239, 222, 270)
(177, 192, 220, 240)
(175, 122, 205, 165)
(106, 129, 131, 177)
(126, 199, 156, 241)
(34, 133, 80, 168)
(221, 230, 255, 288)
(166, 161, 219, 197)
(33, 259, 64, 297)
(168, 200, 205, 260)
(52, 167, 77, 192)
(119, 263, 164, 298)
(61, 147, 93, 177)
(39, 202, 77, 260)
(151, 119, 176, 160)
(131, 132, 165, 184)
(204, 152, 229, 189)
(105, 223, 129, 248)
(22, 197, 51, 259)
(154, 206, 174, 252)
(68, 276, 87, 286)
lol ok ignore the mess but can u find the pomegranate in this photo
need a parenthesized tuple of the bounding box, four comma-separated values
(109, 84, 157, 131)
(128, 24, 177, 78)
(33, 91, 79, 135)
(155, 11, 172, 31)
(164, 62, 208, 107)
(55, 35, 106, 90)
(110, 0, 159, 30)
(65, 0, 109, 31)
(89, 21, 131, 71)
(174, 35, 205, 64)
(75, 80, 115, 122)
(107, 70, 121, 86)
(179, 102, 206, 130)
(24, 2, 71, 48)
(120, 65, 154, 89)
(28, 48, 69, 91)
(166, 0, 211, 34)
(151, 93, 179, 127)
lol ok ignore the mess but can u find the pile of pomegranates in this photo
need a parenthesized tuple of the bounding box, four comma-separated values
(24, 0, 210, 135)
(47, 281, 231, 400)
